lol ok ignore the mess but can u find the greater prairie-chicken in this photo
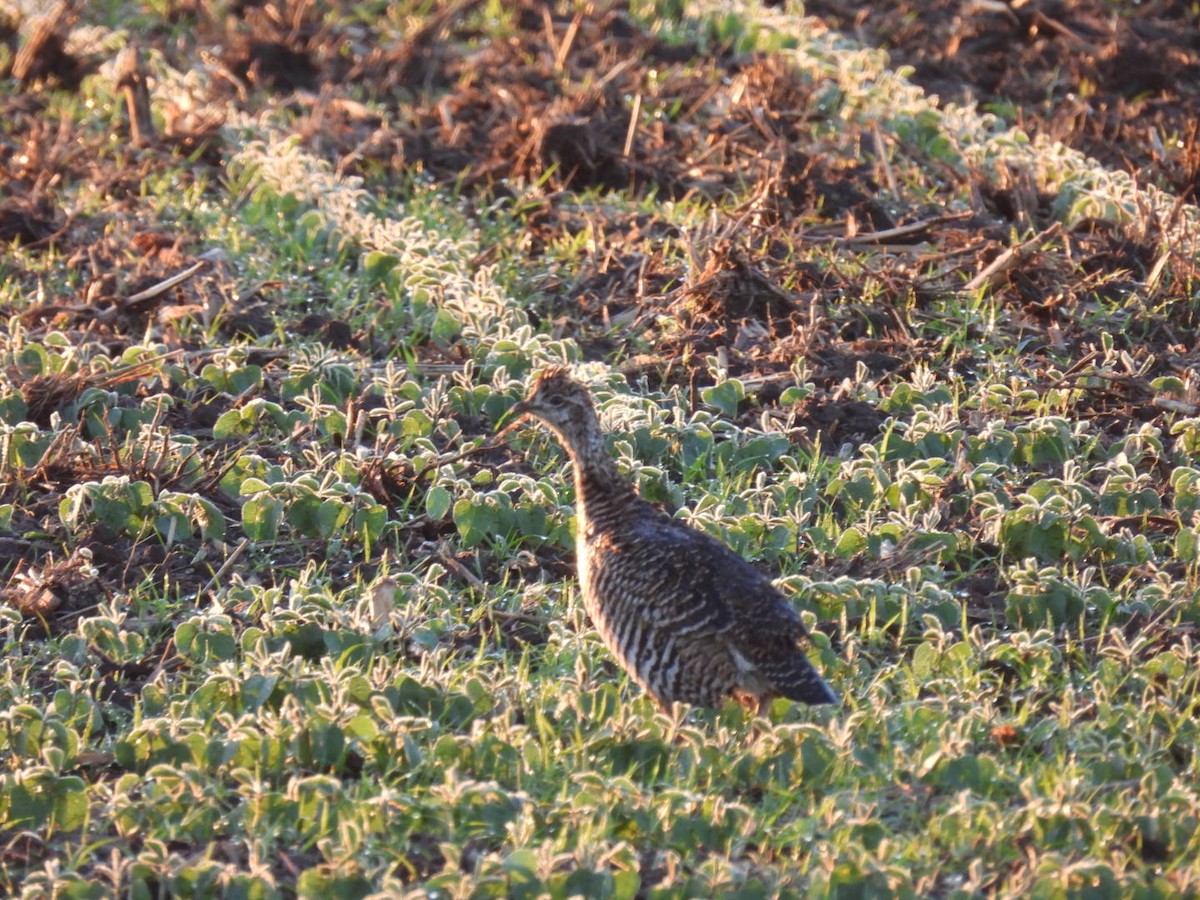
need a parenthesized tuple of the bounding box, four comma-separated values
(507, 367, 838, 714)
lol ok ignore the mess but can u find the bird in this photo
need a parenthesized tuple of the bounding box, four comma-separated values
(504, 366, 838, 714)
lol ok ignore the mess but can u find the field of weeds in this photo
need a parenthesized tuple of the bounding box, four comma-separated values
(2, 0, 1199, 895)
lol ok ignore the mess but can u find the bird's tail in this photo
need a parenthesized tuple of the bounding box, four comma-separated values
(779, 660, 838, 706)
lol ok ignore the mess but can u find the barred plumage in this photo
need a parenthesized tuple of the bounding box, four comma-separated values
(507, 367, 838, 714)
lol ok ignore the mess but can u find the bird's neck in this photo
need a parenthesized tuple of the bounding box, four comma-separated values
(562, 431, 638, 527)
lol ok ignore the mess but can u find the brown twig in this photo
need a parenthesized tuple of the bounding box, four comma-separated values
(964, 222, 1062, 294)
(115, 45, 155, 147)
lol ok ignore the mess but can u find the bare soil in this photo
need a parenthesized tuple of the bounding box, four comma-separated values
(803, 0, 1200, 197)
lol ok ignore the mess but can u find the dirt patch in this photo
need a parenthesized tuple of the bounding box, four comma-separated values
(802, 0, 1200, 196)
(788, 395, 890, 449)
(6, 2, 91, 89)
(6, 0, 1195, 388)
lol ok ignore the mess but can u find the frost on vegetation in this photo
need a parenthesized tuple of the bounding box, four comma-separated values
(692, 0, 1200, 244)
(228, 136, 588, 370)
(230, 137, 476, 264)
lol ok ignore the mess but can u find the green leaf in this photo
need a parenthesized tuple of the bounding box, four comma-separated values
(2, 772, 87, 831)
(911, 641, 939, 679)
(175, 618, 236, 663)
(315, 498, 349, 538)
(212, 408, 247, 440)
(454, 497, 487, 547)
(503, 849, 538, 875)
(286, 494, 323, 537)
(797, 733, 836, 782)
(1176, 528, 1199, 564)
(426, 485, 452, 520)
(240, 674, 279, 712)
(296, 869, 370, 900)
(238, 477, 272, 496)
(0, 392, 29, 425)
(91, 495, 133, 534)
(612, 870, 641, 900)
(363, 250, 399, 282)
(228, 365, 263, 395)
(430, 308, 462, 346)
(701, 379, 746, 418)
(401, 409, 433, 437)
(52, 775, 88, 831)
(779, 385, 809, 405)
(834, 527, 866, 558)
(195, 497, 227, 540)
(352, 504, 386, 545)
(243, 496, 283, 541)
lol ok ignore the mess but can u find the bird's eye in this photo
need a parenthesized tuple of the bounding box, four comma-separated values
(545, 394, 566, 407)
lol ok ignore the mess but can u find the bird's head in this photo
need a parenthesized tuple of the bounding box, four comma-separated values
(499, 366, 600, 449)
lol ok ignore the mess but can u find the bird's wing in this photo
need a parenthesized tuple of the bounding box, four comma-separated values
(609, 515, 809, 639)
(668, 527, 833, 703)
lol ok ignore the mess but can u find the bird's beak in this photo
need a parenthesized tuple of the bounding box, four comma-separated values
(495, 399, 532, 439)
